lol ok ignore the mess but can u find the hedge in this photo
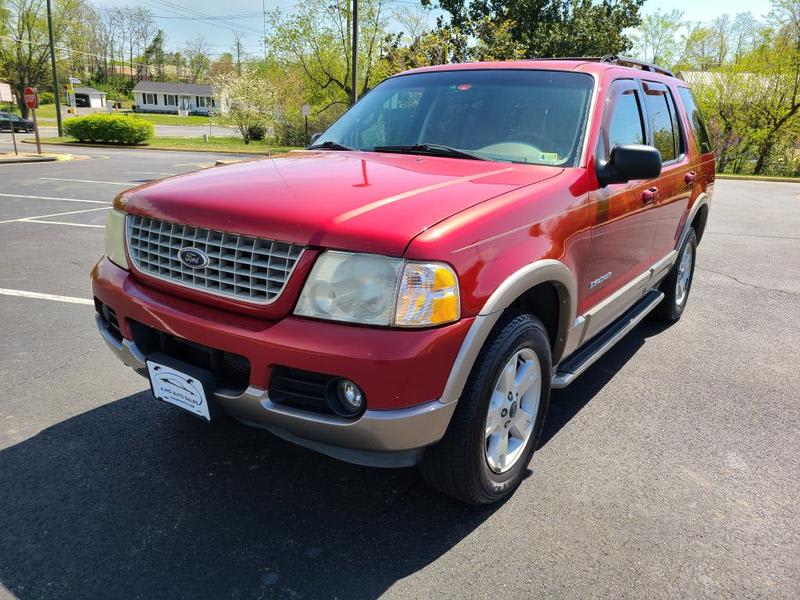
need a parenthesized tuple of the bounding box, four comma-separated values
(63, 114, 155, 145)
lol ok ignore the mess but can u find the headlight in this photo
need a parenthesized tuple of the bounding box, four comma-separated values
(295, 251, 460, 327)
(105, 208, 129, 270)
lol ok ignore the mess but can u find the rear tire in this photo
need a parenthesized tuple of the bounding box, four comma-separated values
(652, 229, 697, 322)
(419, 313, 551, 505)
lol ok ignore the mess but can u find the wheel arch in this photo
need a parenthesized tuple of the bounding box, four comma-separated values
(679, 193, 710, 249)
(440, 259, 577, 405)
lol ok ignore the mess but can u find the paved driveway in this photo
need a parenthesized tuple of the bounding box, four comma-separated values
(0, 150, 797, 599)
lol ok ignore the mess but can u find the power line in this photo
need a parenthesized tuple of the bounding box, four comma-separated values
(144, 0, 264, 36)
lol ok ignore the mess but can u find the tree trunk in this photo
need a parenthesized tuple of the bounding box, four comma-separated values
(753, 135, 776, 175)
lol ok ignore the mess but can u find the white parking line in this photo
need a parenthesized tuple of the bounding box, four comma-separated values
(22, 219, 105, 228)
(0, 206, 110, 225)
(0, 193, 109, 204)
(39, 177, 133, 186)
(0, 288, 93, 305)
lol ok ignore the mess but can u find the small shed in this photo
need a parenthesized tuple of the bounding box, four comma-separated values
(73, 87, 107, 108)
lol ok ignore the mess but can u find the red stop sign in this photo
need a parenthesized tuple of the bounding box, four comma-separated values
(23, 87, 38, 110)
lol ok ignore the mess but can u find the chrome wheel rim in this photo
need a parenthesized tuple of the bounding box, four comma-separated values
(675, 242, 694, 306)
(484, 348, 542, 474)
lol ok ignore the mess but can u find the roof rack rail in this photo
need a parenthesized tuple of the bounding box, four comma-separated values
(531, 55, 675, 78)
(599, 54, 675, 77)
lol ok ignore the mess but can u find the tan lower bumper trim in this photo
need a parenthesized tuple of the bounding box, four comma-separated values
(96, 316, 456, 457)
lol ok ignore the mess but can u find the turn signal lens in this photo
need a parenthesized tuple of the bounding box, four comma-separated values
(105, 209, 129, 270)
(394, 262, 460, 327)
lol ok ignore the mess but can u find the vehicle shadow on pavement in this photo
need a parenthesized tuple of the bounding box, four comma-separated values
(542, 320, 667, 447)
(0, 321, 665, 599)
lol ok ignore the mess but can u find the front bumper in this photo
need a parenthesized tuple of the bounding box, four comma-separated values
(92, 257, 468, 467)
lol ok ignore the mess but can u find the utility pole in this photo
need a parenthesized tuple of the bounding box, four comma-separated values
(262, 0, 268, 65)
(233, 34, 243, 75)
(46, 0, 63, 136)
(350, 0, 358, 106)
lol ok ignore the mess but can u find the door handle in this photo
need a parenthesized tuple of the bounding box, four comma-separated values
(684, 171, 697, 186)
(641, 187, 659, 204)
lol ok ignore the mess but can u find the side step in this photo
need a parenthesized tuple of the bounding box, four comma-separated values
(552, 289, 664, 389)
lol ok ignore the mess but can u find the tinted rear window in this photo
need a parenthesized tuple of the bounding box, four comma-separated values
(677, 87, 713, 155)
(643, 83, 682, 162)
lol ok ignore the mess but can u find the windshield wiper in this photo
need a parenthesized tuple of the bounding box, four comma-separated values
(373, 143, 489, 161)
(307, 140, 353, 151)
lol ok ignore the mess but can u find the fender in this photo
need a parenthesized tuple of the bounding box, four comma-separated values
(439, 259, 577, 405)
(677, 192, 710, 250)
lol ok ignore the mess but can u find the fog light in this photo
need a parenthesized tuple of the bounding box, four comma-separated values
(335, 379, 364, 415)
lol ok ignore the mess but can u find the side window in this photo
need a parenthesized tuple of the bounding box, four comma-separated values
(677, 87, 713, 154)
(598, 80, 645, 162)
(642, 82, 682, 162)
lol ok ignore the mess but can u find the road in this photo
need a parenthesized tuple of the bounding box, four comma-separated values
(2, 123, 237, 140)
(0, 148, 798, 599)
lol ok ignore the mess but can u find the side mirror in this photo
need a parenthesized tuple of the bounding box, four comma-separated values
(597, 144, 662, 186)
(309, 132, 322, 145)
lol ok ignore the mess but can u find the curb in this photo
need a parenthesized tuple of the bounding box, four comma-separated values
(0, 155, 59, 164)
(715, 174, 800, 183)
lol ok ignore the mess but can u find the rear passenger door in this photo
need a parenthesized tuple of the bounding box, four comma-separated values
(583, 79, 658, 335)
(640, 80, 694, 264)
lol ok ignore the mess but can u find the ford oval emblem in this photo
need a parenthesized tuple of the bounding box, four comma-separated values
(178, 247, 209, 269)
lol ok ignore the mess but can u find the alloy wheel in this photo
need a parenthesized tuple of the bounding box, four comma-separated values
(484, 348, 542, 474)
(675, 242, 694, 306)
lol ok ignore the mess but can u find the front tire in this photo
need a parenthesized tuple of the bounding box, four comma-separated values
(652, 229, 697, 322)
(419, 313, 551, 505)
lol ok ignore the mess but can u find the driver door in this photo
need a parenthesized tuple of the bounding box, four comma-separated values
(582, 78, 659, 338)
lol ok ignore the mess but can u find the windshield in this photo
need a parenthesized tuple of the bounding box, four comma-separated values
(315, 69, 594, 166)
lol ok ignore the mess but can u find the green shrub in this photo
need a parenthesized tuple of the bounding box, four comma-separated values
(38, 91, 55, 105)
(63, 114, 154, 145)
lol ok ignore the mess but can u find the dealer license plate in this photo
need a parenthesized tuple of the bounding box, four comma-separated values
(147, 360, 211, 421)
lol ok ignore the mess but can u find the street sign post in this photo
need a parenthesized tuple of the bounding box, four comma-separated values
(24, 87, 42, 155)
(0, 82, 17, 155)
(302, 103, 311, 145)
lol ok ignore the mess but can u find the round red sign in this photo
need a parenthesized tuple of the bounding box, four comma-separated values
(23, 87, 38, 110)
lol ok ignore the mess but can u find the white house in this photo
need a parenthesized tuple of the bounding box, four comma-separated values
(133, 81, 225, 115)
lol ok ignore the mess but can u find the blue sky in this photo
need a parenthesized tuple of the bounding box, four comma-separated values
(92, 0, 775, 54)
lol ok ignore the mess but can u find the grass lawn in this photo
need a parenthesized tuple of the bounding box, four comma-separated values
(128, 113, 212, 126)
(35, 135, 301, 155)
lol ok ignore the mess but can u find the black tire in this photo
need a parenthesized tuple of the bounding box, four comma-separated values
(419, 313, 552, 505)
(652, 228, 697, 322)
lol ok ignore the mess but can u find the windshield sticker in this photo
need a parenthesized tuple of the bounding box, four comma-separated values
(539, 152, 559, 162)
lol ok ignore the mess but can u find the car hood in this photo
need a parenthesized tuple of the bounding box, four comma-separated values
(120, 150, 562, 256)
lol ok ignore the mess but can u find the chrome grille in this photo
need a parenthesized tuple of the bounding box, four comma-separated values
(126, 215, 304, 304)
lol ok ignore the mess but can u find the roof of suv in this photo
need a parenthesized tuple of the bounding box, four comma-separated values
(399, 57, 676, 81)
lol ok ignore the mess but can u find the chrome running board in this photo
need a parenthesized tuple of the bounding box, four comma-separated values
(552, 289, 664, 389)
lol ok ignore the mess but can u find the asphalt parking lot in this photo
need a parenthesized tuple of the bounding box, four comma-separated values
(0, 147, 798, 599)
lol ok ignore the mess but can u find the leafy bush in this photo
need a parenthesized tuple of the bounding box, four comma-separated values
(248, 124, 267, 141)
(64, 114, 155, 145)
(38, 91, 55, 105)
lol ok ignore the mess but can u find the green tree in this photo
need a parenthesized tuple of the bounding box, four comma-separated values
(631, 9, 684, 67)
(143, 29, 166, 81)
(0, 0, 83, 118)
(267, 0, 393, 114)
(212, 66, 277, 143)
(425, 0, 644, 59)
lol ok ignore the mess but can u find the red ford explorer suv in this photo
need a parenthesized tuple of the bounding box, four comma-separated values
(93, 56, 714, 504)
